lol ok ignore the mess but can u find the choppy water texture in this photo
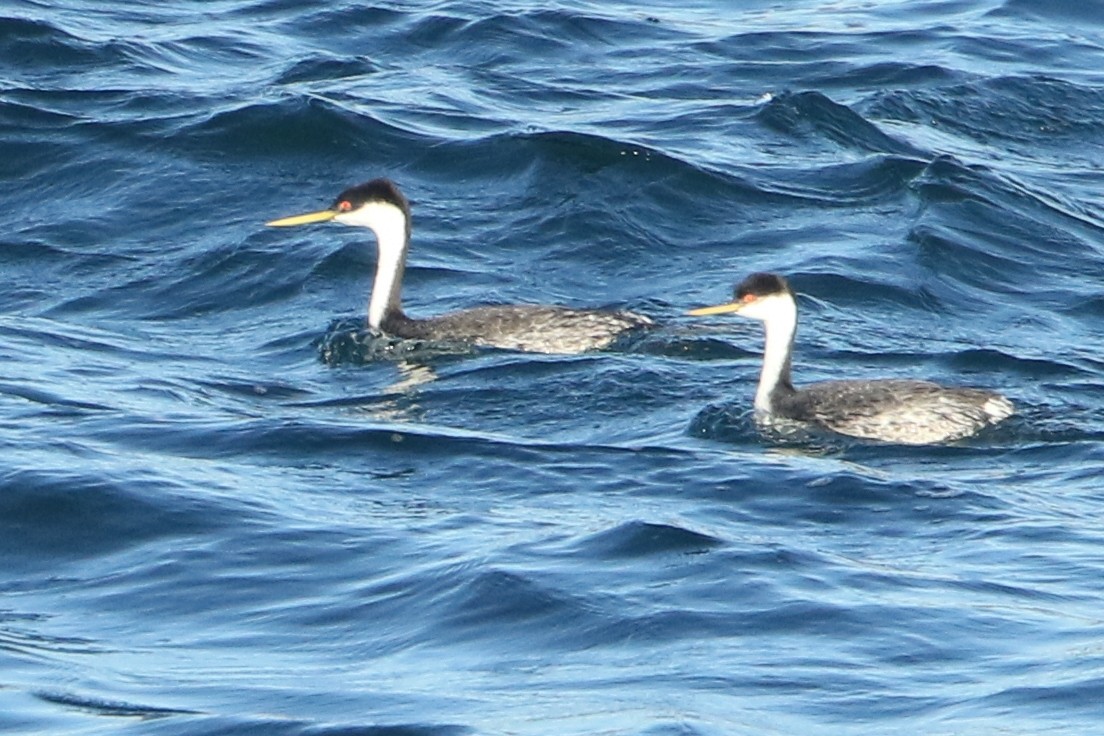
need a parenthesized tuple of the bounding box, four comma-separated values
(3, 1, 1104, 734)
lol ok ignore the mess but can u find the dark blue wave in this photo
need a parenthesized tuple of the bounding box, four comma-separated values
(756, 91, 922, 156)
(0, 468, 229, 569)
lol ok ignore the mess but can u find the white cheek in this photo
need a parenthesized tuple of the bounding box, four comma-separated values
(739, 300, 770, 320)
(334, 203, 408, 243)
(742, 294, 794, 322)
(335, 204, 383, 228)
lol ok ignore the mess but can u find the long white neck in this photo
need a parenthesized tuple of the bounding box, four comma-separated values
(338, 202, 410, 331)
(751, 294, 797, 413)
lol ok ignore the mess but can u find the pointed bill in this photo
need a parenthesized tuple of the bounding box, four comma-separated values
(687, 301, 743, 317)
(266, 209, 336, 227)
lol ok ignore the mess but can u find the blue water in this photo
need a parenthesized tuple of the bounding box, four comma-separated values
(4, 1, 1104, 733)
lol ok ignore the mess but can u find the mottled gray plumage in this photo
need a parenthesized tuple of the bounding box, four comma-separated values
(383, 304, 653, 354)
(770, 378, 1013, 444)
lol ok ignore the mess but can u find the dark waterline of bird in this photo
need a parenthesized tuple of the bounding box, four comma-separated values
(4, 2, 1104, 735)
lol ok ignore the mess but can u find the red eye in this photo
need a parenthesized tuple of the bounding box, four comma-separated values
(741, 294, 757, 304)
(337, 200, 352, 212)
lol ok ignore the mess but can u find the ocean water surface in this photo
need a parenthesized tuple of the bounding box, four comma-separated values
(3, 1, 1104, 734)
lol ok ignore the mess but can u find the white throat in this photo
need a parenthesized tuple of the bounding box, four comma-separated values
(742, 293, 797, 413)
(336, 202, 410, 330)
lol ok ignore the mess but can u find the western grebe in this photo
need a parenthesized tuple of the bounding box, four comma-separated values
(267, 179, 652, 354)
(689, 272, 1015, 444)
